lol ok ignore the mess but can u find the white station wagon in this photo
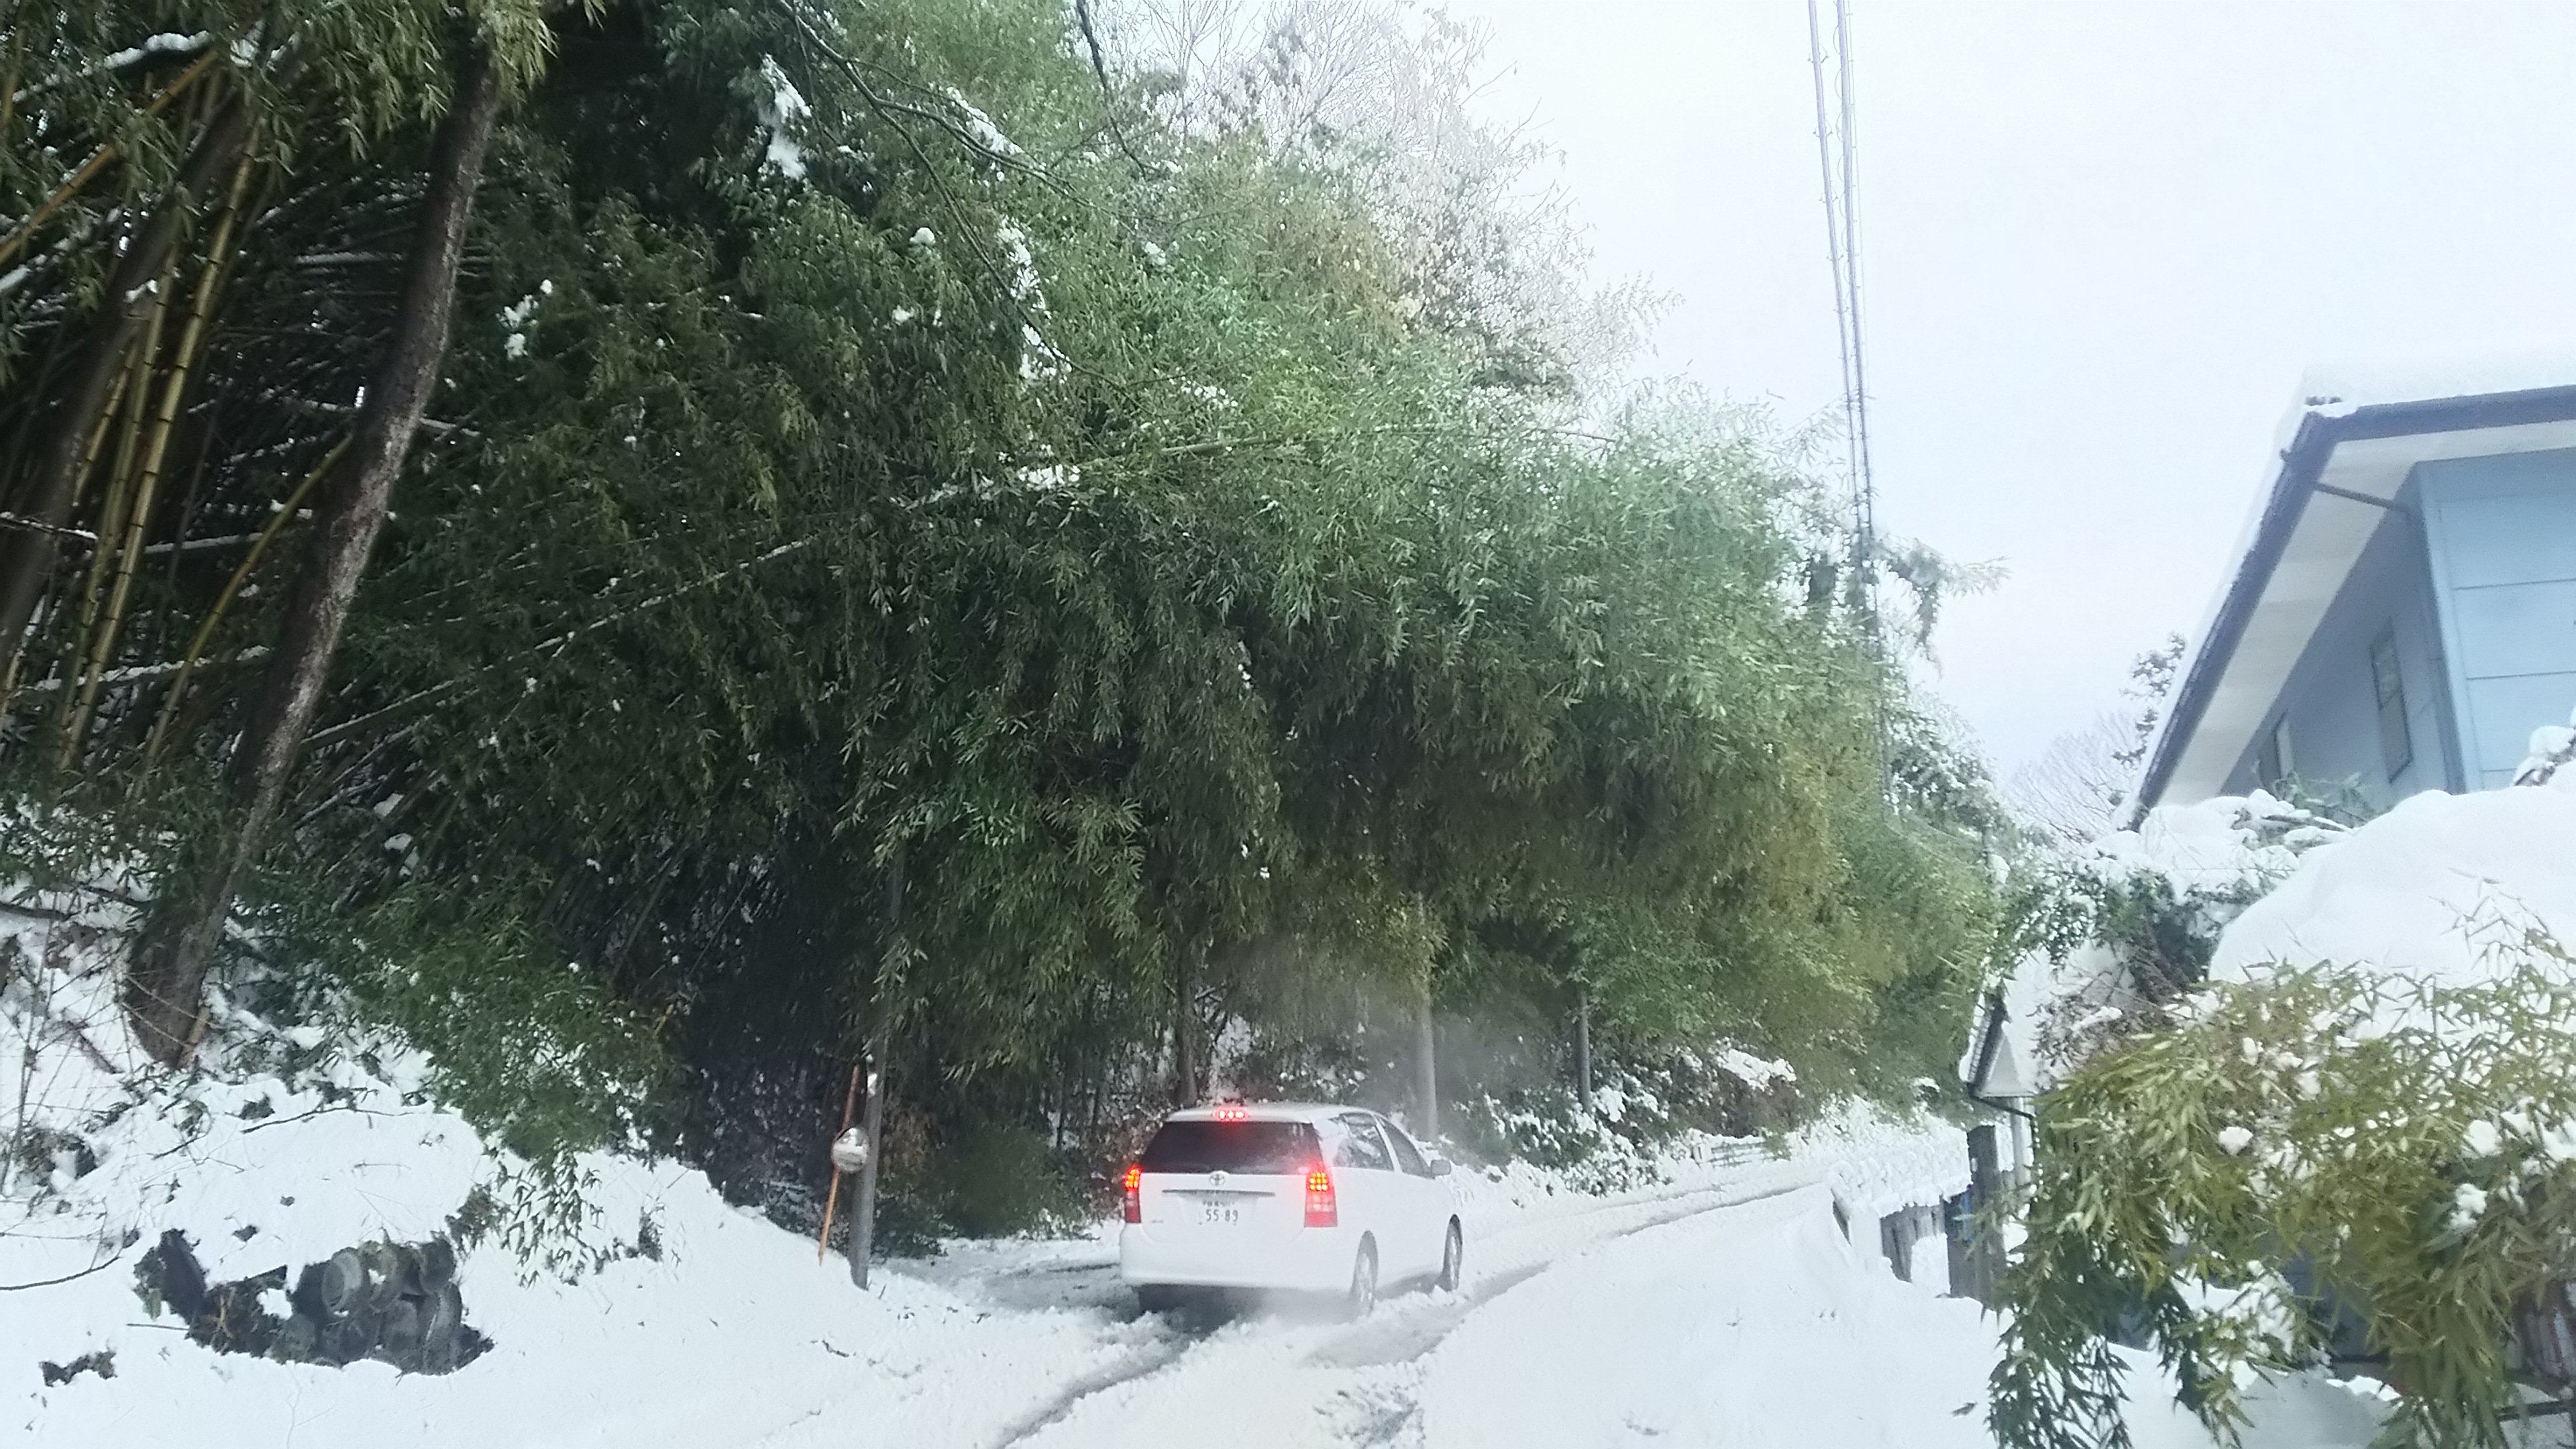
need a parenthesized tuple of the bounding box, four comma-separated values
(1119, 1102, 1462, 1316)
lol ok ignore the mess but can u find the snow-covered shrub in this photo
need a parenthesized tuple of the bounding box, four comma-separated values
(1996, 774, 2576, 1449)
(1451, 1047, 1791, 1192)
(1988, 792, 2345, 1091)
(1992, 952, 2576, 1449)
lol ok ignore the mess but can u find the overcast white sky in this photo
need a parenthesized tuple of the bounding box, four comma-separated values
(1439, 0, 2576, 775)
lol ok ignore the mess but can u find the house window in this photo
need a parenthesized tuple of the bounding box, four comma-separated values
(2257, 713, 2296, 793)
(2369, 625, 2412, 780)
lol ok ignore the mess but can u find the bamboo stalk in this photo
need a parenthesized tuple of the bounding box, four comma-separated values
(0, 19, 28, 158)
(0, 48, 220, 274)
(47, 274, 170, 765)
(58, 147, 256, 770)
(0, 360, 138, 725)
(138, 435, 347, 773)
(816, 1063, 863, 1265)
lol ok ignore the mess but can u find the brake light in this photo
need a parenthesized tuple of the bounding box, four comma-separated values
(1123, 1164, 1142, 1224)
(1304, 1165, 1337, 1228)
(1214, 1102, 1248, 1121)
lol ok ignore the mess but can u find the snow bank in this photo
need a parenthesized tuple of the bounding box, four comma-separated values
(1798, 1099, 1970, 1218)
(2209, 780, 2576, 989)
(0, 898, 1125, 1448)
(1412, 1186, 2387, 1449)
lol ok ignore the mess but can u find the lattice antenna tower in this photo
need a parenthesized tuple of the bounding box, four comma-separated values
(1806, 0, 1892, 797)
(1805, 0, 1879, 634)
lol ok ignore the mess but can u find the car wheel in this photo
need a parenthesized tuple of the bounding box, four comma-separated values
(1437, 1220, 1464, 1293)
(1344, 1240, 1379, 1321)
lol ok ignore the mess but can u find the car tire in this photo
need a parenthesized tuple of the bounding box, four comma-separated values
(1437, 1220, 1464, 1293)
(1344, 1240, 1379, 1322)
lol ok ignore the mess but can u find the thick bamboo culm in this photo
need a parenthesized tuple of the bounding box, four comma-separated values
(48, 273, 172, 765)
(56, 144, 258, 770)
(0, 362, 133, 722)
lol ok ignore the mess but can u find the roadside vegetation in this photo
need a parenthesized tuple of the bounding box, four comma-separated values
(0, 0, 1999, 1247)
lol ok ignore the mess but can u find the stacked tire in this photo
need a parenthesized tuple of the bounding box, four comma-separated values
(284, 1236, 484, 1373)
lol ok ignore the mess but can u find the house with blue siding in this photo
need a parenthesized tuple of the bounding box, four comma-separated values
(2137, 364, 2576, 814)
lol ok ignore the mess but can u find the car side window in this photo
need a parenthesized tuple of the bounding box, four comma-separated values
(1379, 1119, 1432, 1177)
(1334, 1114, 1394, 1170)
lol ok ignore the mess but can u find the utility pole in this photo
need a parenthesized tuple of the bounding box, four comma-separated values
(847, 1058, 884, 1289)
(1574, 987, 1594, 1101)
(849, 842, 903, 1290)
(1414, 978, 1439, 1142)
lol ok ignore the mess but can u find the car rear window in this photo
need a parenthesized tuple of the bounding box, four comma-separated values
(1138, 1120, 1320, 1175)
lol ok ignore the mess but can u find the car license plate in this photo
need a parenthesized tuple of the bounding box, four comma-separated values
(1198, 1201, 1242, 1226)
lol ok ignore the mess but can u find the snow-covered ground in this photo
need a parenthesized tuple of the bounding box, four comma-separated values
(1, 841, 2440, 1449)
(0, 901, 1973, 1449)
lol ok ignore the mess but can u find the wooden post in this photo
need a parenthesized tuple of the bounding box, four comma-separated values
(1964, 1124, 2003, 1305)
(815, 1063, 861, 1264)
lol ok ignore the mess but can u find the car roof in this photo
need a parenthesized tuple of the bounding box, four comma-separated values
(1163, 1101, 1372, 1126)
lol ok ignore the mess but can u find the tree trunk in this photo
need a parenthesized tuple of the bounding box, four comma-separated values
(0, 99, 251, 696)
(1171, 949, 1199, 1108)
(125, 48, 502, 1064)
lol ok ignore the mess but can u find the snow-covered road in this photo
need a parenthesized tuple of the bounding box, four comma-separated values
(20, 1114, 2096, 1449)
(941, 1155, 1829, 1449)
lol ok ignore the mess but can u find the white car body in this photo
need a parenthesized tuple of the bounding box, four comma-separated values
(1118, 1102, 1459, 1299)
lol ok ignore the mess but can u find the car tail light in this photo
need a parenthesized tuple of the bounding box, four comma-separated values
(1214, 1102, 1248, 1121)
(1123, 1164, 1142, 1224)
(1304, 1165, 1337, 1228)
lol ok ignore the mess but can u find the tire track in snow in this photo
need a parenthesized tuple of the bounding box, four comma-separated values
(1310, 1173, 1815, 1372)
(983, 1333, 1201, 1446)
(1325, 1177, 1820, 1448)
(992, 1163, 1822, 1448)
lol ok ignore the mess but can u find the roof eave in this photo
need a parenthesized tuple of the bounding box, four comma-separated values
(2132, 384, 2576, 818)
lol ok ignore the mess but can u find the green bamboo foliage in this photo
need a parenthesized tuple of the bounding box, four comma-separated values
(2, 1, 1999, 1180)
(1992, 952, 2576, 1449)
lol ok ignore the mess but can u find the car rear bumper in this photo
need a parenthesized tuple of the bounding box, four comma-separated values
(1118, 1223, 1356, 1293)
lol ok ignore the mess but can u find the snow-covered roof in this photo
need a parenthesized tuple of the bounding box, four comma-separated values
(2135, 357, 2576, 812)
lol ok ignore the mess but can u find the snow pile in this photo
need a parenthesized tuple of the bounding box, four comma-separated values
(1705, 1042, 1795, 1091)
(1796, 1099, 1970, 1219)
(2092, 790, 2342, 895)
(1825, 1132, 1970, 1222)
(2209, 779, 2576, 991)
(2514, 702, 2576, 784)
